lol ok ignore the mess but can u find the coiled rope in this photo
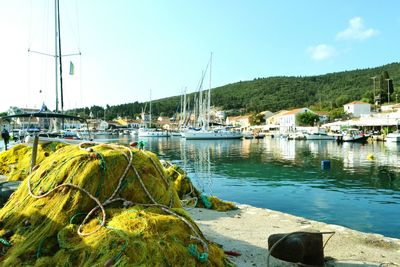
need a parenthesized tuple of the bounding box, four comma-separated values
(27, 142, 132, 236)
(27, 142, 209, 261)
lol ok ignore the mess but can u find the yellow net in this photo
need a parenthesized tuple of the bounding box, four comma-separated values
(163, 162, 237, 212)
(0, 143, 232, 266)
(0, 142, 67, 181)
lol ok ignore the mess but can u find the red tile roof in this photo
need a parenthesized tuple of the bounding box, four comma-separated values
(284, 108, 305, 115)
(346, 101, 369, 105)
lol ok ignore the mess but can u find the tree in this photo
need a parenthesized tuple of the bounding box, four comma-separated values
(328, 108, 346, 120)
(296, 112, 320, 126)
(361, 91, 374, 104)
(65, 62, 400, 120)
(335, 95, 350, 107)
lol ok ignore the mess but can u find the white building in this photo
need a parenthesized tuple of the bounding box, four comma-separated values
(343, 101, 371, 117)
(278, 108, 313, 132)
(259, 111, 273, 124)
(381, 104, 400, 113)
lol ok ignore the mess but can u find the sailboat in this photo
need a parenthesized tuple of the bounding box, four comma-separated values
(386, 121, 400, 142)
(138, 91, 169, 137)
(1, 0, 89, 144)
(181, 54, 242, 140)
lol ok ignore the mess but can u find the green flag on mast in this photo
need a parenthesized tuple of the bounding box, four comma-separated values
(69, 61, 75, 75)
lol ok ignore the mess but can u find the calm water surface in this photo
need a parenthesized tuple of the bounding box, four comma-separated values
(1, 136, 400, 238)
(128, 137, 400, 239)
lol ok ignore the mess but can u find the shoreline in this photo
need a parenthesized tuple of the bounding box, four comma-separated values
(188, 204, 400, 267)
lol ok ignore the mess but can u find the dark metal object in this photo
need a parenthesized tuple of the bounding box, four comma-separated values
(0, 112, 86, 122)
(0, 181, 21, 208)
(268, 232, 325, 266)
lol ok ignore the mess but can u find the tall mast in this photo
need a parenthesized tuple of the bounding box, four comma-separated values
(57, 0, 64, 113)
(180, 90, 183, 125)
(149, 90, 152, 127)
(199, 71, 203, 128)
(54, 0, 59, 112)
(183, 87, 187, 127)
(207, 53, 212, 130)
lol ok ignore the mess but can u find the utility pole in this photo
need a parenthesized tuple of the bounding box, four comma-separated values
(385, 78, 392, 104)
(370, 76, 377, 105)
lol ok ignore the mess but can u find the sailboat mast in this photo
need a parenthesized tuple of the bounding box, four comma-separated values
(183, 87, 187, 127)
(149, 90, 152, 127)
(199, 71, 203, 128)
(54, 0, 59, 112)
(56, 0, 64, 113)
(207, 53, 212, 130)
(180, 91, 183, 124)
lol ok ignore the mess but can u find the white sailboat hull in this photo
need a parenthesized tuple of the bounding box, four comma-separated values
(138, 129, 169, 137)
(386, 133, 400, 142)
(305, 133, 335, 140)
(181, 130, 242, 140)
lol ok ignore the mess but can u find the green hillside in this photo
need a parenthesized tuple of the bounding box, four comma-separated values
(211, 62, 400, 113)
(69, 62, 400, 120)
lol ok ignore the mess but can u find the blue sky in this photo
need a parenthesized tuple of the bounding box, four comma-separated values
(1, 0, 399, 112)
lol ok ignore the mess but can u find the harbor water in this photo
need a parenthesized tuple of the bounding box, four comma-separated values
(1, 136, 400, 238)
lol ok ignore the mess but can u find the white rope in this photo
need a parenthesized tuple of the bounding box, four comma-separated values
(27, 142, 209, 256)
(27, 142, 132, 236)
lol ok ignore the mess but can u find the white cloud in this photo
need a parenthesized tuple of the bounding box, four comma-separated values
(307, 44, 336, 61)
(336, 17, 378, 40)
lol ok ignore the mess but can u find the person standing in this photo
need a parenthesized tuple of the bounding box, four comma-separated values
(1, 126, 10, 150)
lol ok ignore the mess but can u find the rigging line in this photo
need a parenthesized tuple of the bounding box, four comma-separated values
(27, 0, 33, 108)
(75, 0, 81, 50)
(61, 0, 82, 53)
(27, 46, 31, 108)
(28, 0, 33, 49)
(41, 1, 51, 109)
(28, 50, 56, 57)
(79, 54, 83, 107)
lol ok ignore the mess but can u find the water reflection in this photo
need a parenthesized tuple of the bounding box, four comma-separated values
(131, 137, 400, 238)
(1, 136, 399, 238)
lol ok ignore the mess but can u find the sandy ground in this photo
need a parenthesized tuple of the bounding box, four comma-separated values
(188, 205, 400, 267)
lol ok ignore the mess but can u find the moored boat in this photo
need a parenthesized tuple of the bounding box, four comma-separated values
(242, 131, 254, 139)
(181, 127, 242, 140)
(341, 128, 370, 142)
(254, 132, 265, 139)
(386, 131, 400, 142)
(386, 122, 400, 142)
(138, 127, 169, 137)
(305, 128, 335, 140)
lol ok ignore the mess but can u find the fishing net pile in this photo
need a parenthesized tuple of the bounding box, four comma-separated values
(0, 142, 237, 212)
(0, 142, 67, 181)
(0, 143, 232, 266)
(163, 162, 237, 212)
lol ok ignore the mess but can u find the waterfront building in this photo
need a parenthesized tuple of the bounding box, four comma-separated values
(266, 110, 288, 125)
(343, 101, 371, 117)
(278, 107, 313, 133)
(226, 115, 252, 130)
(6, 107, 44, 129)
(316, 112, 329, 124)
(157, 116, 171, 123)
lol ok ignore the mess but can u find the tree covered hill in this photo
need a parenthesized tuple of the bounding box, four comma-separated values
(69, 62, 400, 119)
(211, 62, 400, 113)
